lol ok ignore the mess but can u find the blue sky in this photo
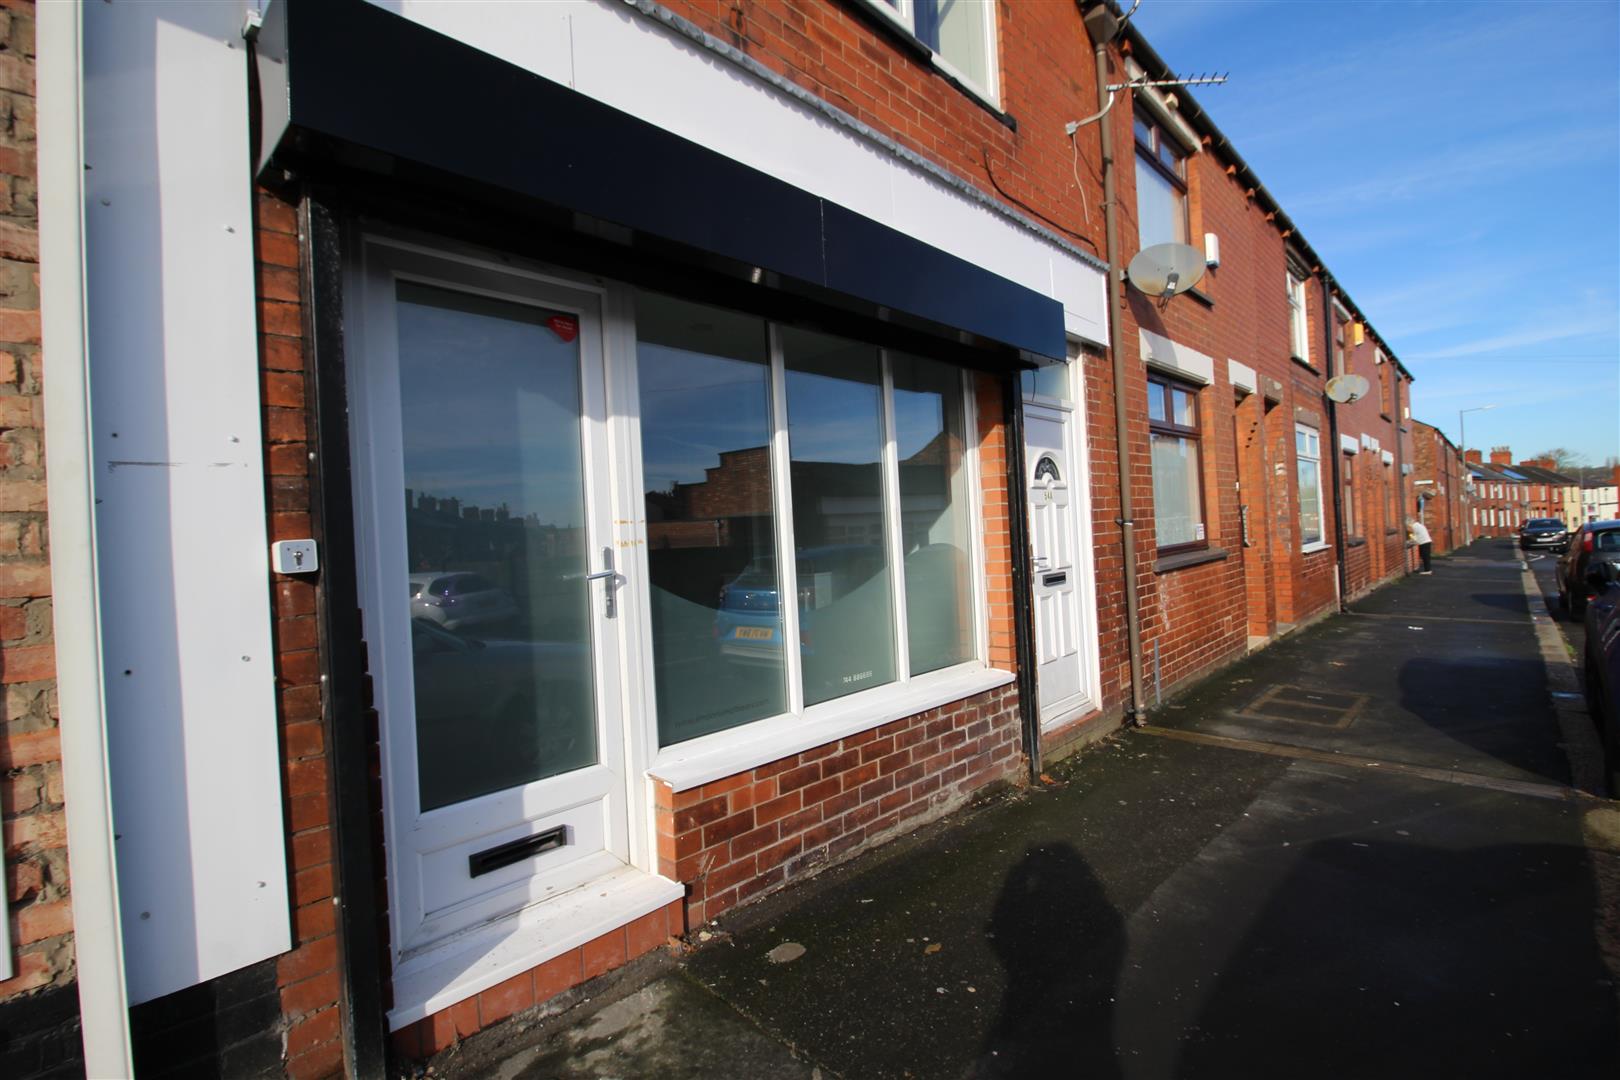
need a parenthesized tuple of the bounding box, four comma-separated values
(1129, 0, 1620, 468)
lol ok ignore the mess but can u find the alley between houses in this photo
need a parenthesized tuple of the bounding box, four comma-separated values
(441, 539, 1619, 1079)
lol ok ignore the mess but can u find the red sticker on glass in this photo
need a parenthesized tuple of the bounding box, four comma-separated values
(546, 315, 579, 343)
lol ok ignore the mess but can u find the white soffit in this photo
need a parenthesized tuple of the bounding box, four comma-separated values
(84, 1, 290, 1004)
(1140, 329, 1214, 386)
(1227, 359, 1257, 395)
(380, 1, 1108, 346)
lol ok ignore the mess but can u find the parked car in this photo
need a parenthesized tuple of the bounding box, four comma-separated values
(1581, 560, 1620, 795)
(409, 570, 518, 631)
(1517, 517, 1569, 552)
(1557, 520, 1620, 617)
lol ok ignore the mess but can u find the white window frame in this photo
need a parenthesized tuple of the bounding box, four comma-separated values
(1286, 271, 1310, 361)
(1297, 423, 1329, 552)
(635, 321, 1005, 792)
(862, 0, 1001, 110)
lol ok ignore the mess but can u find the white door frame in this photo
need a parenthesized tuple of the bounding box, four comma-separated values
(1023, 347, 1103, 728)
(346, 233, 650, 965)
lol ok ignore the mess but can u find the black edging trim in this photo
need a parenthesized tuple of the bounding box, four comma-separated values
(1003, 375, 1041, 782)
(301, 191, 389, 1080)
(1152, 546, 1228, 574)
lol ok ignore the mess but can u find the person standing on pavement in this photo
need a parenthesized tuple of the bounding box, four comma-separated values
(1408, 517, 1432, 574)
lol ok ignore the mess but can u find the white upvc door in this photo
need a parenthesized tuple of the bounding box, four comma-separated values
(1022, 355, 1102, 728)
(350, 237, 631, 961)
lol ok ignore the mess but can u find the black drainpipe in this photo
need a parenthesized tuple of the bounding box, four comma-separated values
(1322, 275, 1349, 612)
(1003, 369, 1042, 782)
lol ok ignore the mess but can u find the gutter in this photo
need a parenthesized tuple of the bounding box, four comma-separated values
(37, 4, 136, 1073)
(1003, 373, 1042, 780)
(1323, 276, 1350, 611)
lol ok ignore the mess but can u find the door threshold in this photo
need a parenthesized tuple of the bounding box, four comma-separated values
(387, 864, 684, 1030)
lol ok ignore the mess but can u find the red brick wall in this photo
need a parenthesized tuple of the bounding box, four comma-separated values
(257, 189, 346, 1080)
(0, 0, 67, 1006)
(655, 682, 1020, 927)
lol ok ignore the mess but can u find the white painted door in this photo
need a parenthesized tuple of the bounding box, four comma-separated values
(352, 239, 631, 960)
(1024, 378, 1100, 727)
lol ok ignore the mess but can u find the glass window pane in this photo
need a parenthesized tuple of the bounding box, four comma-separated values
(1022, 361, 1071, 402)
(919, 0, 992, 91)
(1172, 388, 1197, 427)
(1150, 432, 1203, 547)
(397, 282, 597, 812)
(1148, 382, 1167, 422)
(1298, 458, 1322, 545)
(635, 293, 787, 746)
(1135, 155, 1187, 248)
(1135, 117, 1153, 147)
(1158, 139, 1182, 175)
(783, 327, 897, 706)
(893, 353, 974, 675)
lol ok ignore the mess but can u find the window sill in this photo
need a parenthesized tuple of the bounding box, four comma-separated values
(1185, 285, 1214, 308)
(1153, 546, 1228, 573)
(1290, 355, 1319, 375)
(648, 665, 1015, 792)
(848, 2, 1015, 130)
(1301, 540, 1332, 554)
(1347, 535, 1367, 548)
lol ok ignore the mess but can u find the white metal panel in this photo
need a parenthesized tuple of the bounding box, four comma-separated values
(1228, 359, 1257, 395)
(83, 1, 289, 1005)
(381, 0, 1107, 346)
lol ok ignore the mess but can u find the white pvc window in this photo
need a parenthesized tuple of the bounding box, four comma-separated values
(870, 0, 1000, 107)
(635, 294, 985, 746)
(1297, 424, 1325, 549)
(1287, 271, 1310, 361)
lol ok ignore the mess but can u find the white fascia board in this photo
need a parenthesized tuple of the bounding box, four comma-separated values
(1340, 434, 1360, 455)
(1140, 329, 1214, 386)
(383, 1, 1107, 348)
(1227, 359, 1257, 395)
(1381, 450, 1394, 465)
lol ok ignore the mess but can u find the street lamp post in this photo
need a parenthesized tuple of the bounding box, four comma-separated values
(1459, 404, 1498, 545)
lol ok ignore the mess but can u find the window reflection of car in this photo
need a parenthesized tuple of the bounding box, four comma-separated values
(410, 618, 592, 808)
(713, 543, 964, 668)
(408, 571, 517, 631)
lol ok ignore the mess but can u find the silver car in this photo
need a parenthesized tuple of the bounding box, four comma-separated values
(408, 571, 517, 631)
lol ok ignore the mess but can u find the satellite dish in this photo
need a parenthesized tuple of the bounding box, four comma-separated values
(1324, 373, 1371, 403)
(1126, 243, 1207, 298)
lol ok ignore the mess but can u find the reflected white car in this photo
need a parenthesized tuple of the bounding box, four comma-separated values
(408, 571, 518, 631)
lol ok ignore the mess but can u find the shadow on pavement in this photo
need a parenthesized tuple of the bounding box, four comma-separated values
(1176, 838, 1618, 1078)
(977, 843, 1123, 1078)
(1398, 656, 1568, 786)
(1468, 591, 1534, 615)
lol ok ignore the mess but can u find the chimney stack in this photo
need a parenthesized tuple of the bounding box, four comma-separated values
(1465, 449, 1483, 464)
(1489, 445, 1513, 466)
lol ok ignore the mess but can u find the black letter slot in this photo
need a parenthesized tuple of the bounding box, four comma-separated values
(1042, 572, 1068, 586)
(468, 825, 569, 878)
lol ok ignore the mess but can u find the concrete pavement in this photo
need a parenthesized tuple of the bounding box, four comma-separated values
(446, 539, 1619, 1079)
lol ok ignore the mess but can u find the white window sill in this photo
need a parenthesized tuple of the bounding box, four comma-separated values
(386, 862, 683, 1030)
(649, 665, 1015, 792)
(1301, 541, 1332, 554)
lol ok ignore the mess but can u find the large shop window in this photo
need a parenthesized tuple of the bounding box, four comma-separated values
(1148, 373, 1205, 551)
(638, 295, 980, 746)
(1135, 112, 1189, 250)
(1297, 424, 1325, 549)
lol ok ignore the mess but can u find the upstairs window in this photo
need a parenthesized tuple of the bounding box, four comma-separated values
(1148, 372, 1206, 551)
(1134, 112, 1189, 249)
(872, 1, 999, 106)
(1286, 271, 1310, 362)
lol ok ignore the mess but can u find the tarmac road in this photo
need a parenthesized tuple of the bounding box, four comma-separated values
(462, 539, 1619, 1080)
